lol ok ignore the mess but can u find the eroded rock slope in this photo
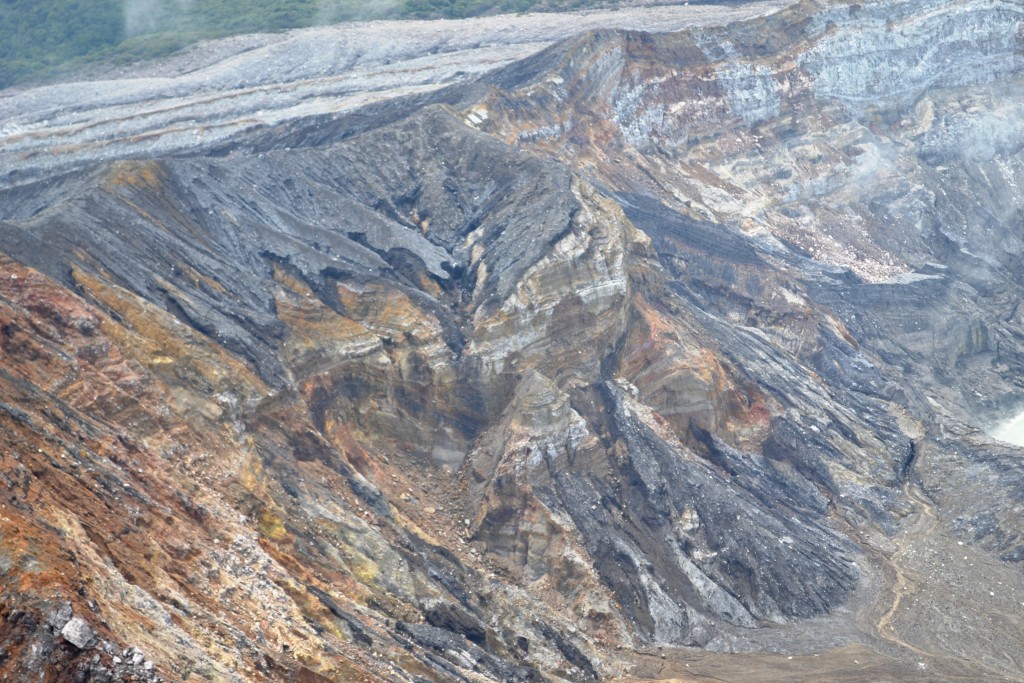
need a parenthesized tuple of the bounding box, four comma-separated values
(1, 1, 1024, 682)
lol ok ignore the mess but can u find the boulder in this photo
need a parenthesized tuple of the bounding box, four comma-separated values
(61, 617, 95, 649)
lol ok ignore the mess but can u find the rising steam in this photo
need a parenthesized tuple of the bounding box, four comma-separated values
(124, 0, 193, 37)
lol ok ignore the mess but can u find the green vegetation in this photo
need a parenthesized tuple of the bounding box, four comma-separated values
(399, 0, 604, 19)
(0, 0, 123, 88)
(0, 0, 619, 89)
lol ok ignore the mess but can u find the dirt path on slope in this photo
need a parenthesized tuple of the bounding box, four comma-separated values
(869, 479, 1024, 682)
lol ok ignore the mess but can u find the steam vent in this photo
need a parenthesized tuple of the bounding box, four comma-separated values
(1, 0, 1024, 681)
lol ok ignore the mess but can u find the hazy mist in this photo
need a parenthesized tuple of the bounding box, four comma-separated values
(315, 0, 405, 23)
(122, 0, 408, 39)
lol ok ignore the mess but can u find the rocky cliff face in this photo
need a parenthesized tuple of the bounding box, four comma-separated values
(2, 1, 1024, 682)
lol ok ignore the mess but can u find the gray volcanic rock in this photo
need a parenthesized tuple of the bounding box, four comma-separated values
(1, 1, 1024, 682)
(60, 616, 95, 649)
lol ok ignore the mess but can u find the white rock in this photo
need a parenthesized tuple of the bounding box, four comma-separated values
(61, 617, 95, 649)
(47, 603, 73, 632)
